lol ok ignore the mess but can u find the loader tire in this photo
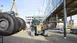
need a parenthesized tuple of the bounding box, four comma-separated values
(16, 17, 26, 30)
(0, 13, 15, 36)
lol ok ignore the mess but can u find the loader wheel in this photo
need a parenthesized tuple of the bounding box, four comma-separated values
(5, 11, 21, 33)
(0, 13, 15, 36)
(16, 17, 26, 30)
(0, 12, 22, 36)
(12, 17, 21, 33)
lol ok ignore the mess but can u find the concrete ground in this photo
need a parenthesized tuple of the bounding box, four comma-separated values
(0, 30, 77, 43)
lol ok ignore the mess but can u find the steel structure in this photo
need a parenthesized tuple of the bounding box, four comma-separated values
(43, 0, 77, 38)
(10, 0, 18, 15)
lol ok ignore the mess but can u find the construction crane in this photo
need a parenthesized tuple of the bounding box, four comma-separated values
(10, 0, 18, 15)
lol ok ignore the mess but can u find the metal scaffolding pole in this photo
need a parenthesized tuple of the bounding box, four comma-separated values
(70, 16, 72, 21)
(56, 15, 58, 23)
(63, 0, 67, 39)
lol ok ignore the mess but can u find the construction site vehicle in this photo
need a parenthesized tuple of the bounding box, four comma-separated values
(35, 25, 44, 35)
(0, 12, 26, 36)
(30, 19, 39, 36)
(0, 0, 26, 36)
(31, 24, 49, 37)
(30, 19, 48, 36)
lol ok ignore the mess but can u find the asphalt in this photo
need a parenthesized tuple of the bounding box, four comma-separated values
(0, 30, 77, 43)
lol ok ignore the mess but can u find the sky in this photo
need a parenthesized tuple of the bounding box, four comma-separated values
(0, 0, 49, 20)
(0, 0, 77, 22)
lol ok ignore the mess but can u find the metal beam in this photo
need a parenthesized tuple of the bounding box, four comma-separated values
(52, 0, 76, 16)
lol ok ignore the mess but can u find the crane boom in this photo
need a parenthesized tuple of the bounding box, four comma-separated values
(10, 0, 18, 15)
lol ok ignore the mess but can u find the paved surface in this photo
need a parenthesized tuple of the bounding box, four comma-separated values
(0, 30, 77, 43)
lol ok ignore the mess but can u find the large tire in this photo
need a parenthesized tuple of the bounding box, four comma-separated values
(0, 13, 15, 36)
(16, 17, 26, 30)
(5, 11, 21, 33)
(0, 13, 21, 36)
(12, 17, 21, 34)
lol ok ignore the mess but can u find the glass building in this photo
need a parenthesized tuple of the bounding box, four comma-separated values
(44, 0, 63, 19)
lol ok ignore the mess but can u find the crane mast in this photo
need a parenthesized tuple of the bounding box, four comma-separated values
(10, 0, 18, 15)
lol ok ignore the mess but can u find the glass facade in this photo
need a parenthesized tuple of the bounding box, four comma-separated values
(44, 0, 63, 18)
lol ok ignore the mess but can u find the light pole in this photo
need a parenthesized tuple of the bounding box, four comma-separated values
(63, 0, 67, 39)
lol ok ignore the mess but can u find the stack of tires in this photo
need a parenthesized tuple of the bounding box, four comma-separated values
(0, 12, 26, 36)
